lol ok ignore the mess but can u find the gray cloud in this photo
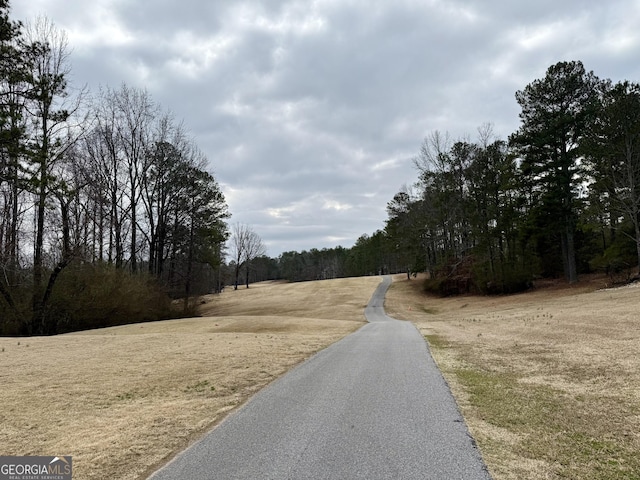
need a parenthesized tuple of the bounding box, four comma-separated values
(12, 0, 640, 256)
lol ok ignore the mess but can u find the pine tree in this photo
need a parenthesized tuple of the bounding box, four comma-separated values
(510, 61, 601, 283)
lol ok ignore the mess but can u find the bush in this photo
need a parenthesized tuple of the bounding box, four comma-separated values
(422, 256, 474, 296)
(0, 300, 26, 336)
(423, 256, 533, 296)
(0, 281, 33, 336)
(422, 277, 445, 296)
(590, 240, 638, 285)
(46, 263, 174, 333)
(473, 266, 533, 294)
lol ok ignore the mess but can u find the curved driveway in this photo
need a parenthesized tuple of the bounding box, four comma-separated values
(150, 276, 491, 479)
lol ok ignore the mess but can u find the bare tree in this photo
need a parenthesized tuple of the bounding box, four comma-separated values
(23, 16, 86, 333)
(228, 223, 266, 289)
(85, 84, 156, 271)
(229, 223, 248, 290)
(141, 113, 190, 278)
(114, 84, 156, 273)
(243, 228, 266, 288)
(89, 87, 128, 266)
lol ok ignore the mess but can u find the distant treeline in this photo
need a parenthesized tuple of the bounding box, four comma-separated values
(249, 61, 640, 293)
(4, 0, 640, 336)
(236, 244, 402, 285)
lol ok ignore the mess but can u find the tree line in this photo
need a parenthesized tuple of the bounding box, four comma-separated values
(264, 61, 640, 292)
(0, 3, 229, 335)
(4, 0, 639, 333)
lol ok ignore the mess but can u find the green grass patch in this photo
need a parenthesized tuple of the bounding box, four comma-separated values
(424, 334, 449, 349)
(184, 380, 215, 394)
(455, 368, 561, 429)
(115, 392, 135, 401)
(422, 306, 439, 314)
(423, 335, 640, 479)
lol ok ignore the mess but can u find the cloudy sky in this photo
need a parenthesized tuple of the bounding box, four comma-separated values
(11, 0, 640, 257)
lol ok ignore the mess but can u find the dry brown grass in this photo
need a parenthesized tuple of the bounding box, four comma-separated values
(0, 276, 381, 480)
(6, 272, 637, 479)
(384, 273, 640, 479)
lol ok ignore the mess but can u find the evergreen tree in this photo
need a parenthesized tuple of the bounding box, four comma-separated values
(0, 0, 25, 318)
(585, 80, 640, 274)
(510, 61, 601, 283)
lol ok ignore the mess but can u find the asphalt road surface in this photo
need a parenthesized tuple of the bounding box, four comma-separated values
(149, 276, 492, 479)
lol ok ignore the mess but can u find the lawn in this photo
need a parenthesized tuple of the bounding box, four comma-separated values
(384, 273, 640, 479)
(0, 276, 380, 480)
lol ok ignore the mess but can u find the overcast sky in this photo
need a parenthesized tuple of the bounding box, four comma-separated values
(11, 0, 640, 257)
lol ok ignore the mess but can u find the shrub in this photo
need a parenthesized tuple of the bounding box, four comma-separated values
(46, 263, 174, 333)
(422, 256, 474, 296)
(590, 238, 638, 285)
(473, 265, 533, 294)
(423, 256, 533, 296)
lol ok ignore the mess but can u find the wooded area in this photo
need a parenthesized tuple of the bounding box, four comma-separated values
(3, 0, 640, 334)
(0, 4, 229, 335)
(265, 61, 640, 291)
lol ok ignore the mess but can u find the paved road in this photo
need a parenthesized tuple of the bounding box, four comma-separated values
(149, 276, 491, 479)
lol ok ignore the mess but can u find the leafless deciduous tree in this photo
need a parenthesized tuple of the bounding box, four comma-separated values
(23, 16, 86, 333)
(229, 223, 266, 289)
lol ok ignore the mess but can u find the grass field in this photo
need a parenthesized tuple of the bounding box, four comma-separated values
(0, 276, 380, 480)
(3, 273, 639, 479)
(384, 273, 640, 479)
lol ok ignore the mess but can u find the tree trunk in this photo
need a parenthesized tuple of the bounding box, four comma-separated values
(635, 215, 640, 276)
(564, 225, 578, 284)
(31, 150, 48, 335)
(130, 197, 137, 272)
(183, 217, 194, 315)
(32, 197, 72, 335)
(234, 263, 240, 290)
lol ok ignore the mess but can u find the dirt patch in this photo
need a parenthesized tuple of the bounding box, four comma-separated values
(0, 276, 381, 480)
(385, 273, 640, 479)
